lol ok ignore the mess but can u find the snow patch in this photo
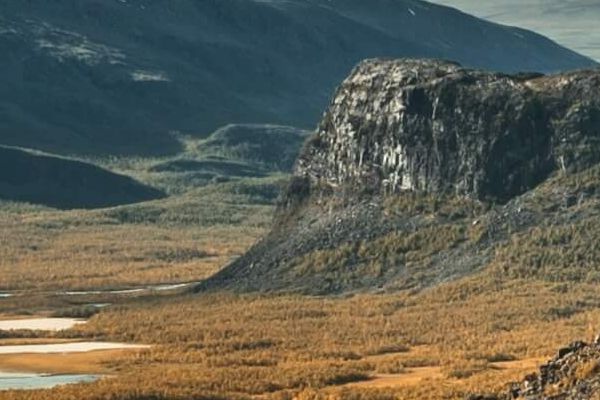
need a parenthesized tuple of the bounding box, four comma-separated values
(131, 70, 170, 82)
(34, 23, 126, 66)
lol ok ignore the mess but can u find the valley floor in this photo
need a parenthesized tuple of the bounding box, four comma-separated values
(1, 177, 599, 399)
(2, 271, 600, 399)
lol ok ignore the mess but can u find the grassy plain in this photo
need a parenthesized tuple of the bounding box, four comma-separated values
(2, 278, 600, 399)
(0, 349, 144, 375)
(0, 179, 275, 291)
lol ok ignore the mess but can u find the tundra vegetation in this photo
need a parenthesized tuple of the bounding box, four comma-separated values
(3, 160, 600, 399)
(5, 61, 600, 399)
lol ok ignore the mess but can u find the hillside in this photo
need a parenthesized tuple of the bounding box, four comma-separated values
(0, 146, 164, 209)
(198, 124, 311, 172)
(5, 61, 600, 398)
(0, 0, 595, 156)
(429, 0, 600, 62)
(202, 59, 600, 293)
(148, 124, 310, 180)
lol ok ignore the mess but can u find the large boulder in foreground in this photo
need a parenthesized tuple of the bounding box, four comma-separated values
(470, 338, 600, 400)
(201, 59, 600, 294)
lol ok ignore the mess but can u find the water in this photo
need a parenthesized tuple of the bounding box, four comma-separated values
(62, 281, 197, 296)
(0, 318, 84, 332)
(151, 283, 191, 291)
(0, 281, 198, 299)
(0, 342, 148, 390)
(62, 288, 145, 296)
(90, 303, 111, 308)
(0, 342, 149, 355)
(0, 372, 99, 390)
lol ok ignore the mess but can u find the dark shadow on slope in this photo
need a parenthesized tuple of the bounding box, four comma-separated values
(0, 146, 165, 209)
(0, 0, 595, 156)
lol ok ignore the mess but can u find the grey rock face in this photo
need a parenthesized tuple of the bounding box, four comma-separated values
(298, 59, 600, 202)
(471, 339, 600, 400)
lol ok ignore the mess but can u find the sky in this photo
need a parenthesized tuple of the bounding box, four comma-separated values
(429, 0, 600, 62)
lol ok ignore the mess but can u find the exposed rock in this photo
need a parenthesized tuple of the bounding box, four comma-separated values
(297, 59, 600, 202)
(200, 59, 600, 294)
(472, 339, 600, 400)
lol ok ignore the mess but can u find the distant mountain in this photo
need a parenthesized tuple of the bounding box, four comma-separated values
(198, 124, 311, 172)
(429, 0, 600, 62)
(0, 146, 164, 209)
(148, 124, 309, 187)
(0, 0, 595, 156)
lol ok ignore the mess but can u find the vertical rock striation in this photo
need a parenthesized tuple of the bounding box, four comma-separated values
(297, 59, 600, 203)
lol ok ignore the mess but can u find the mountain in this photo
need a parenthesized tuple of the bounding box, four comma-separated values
(429, 0, 600, 62)
(0, 146, 164, 209)
(201, 58, 600, 294)
(197, 124, 311, 172)
(147, 124, 309, 190)
(0, 0, 595, 156)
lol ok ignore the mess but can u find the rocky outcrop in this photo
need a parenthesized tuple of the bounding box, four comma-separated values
(297, 59, 600, 202)
(471, 338, 600, 400)
(201, 59, 600, 293)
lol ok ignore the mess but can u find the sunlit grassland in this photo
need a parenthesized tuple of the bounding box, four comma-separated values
(0, 176, 279, 291)
(3, 278, 600, 399)
(3, 162, 600, 399)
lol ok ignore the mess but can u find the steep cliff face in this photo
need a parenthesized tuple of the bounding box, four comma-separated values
(201, 59, 600, 294)
(297, 59, 600, 202)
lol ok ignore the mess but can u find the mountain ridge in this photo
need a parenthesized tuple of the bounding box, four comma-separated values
(0, 0, 595, 156)
(429, 0, 600, 62)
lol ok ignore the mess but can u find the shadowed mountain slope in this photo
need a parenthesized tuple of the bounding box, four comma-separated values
(198, 124, 311, 172)
(0, 0, 595, 156)
(0, 146, 165, 209)
(429, 0, 600, 62)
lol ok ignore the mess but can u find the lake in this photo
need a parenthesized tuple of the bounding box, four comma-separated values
(0, 371, 99, 390)
(0, 342, 149, 354)
(0, 318, 84, 331)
